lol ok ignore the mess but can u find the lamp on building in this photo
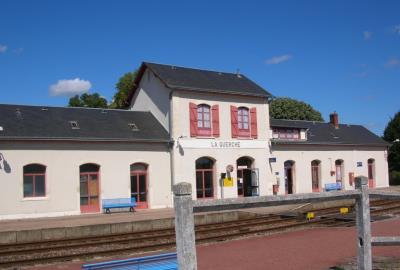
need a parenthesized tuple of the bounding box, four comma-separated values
(0, 153, 11, 173)
(0, 153, 3, 170)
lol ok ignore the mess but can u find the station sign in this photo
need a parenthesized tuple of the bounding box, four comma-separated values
(211, 141, 241, 148)
(178, 139, 269, 149)
(223, 177, 234, 187)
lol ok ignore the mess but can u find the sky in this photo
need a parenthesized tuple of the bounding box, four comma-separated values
(0, 0, 399, 135)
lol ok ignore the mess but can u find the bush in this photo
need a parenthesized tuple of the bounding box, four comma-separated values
(389, 170, 400, 185)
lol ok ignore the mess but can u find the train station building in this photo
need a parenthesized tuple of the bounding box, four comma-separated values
(0, 62, 390, 220)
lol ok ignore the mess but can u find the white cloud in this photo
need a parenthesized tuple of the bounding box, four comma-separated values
(12, 47, 23, 54)
(0, 44, 7, 53)
(49, 78, 92, 96)
(265, 54, 292, 65)
(363, 31, 372, 40)
(353, 71, 369, 78)
(384, 57, 400, 68)
(394, 25, 400, 35)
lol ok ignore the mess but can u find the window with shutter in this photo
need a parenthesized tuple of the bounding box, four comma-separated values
(237, 107, 250, 137)
(197, 104, 212, 136)
(189, 102, 198, 137)
(231, 106, 238, 138)
(250, 107, 257, 139)
(211, 105, 220, 137)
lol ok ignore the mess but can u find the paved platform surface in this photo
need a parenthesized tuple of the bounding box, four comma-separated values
(0, 208, 175, 232)
(28, 217, 400, 270)
(197, 218, 400, 270)
(2, 186, 399, 233)
(0, 205, 299, 233)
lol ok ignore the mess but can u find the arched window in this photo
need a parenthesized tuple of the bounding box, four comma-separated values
(311, 160, 321, 192)
(23, 164, 46, 197)
(335, 159, 344, 188)
(80, 163, 100, 173)
(238, 107, 249, 131)
(368, 159, 375, 188)
(190, 103, 219, 137)
(130, 163, 148, 208)
(79, 163, 100, 213)
(197, 104, 211, 129)
(195, 157, 214, 199)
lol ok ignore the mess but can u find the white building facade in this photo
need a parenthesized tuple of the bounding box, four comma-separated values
(0, 106, 172, 220)
(0, 62, 390, 220)
(130, 63, 274, 200)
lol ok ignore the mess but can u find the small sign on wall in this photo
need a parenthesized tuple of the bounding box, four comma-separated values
(357, 162, 363, 167)
(269, 157, 277, 163)
(223, 177, 234, 187)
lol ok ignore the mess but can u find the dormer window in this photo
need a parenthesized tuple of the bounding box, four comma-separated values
(128, 123, 139, 131)
(272, 128, 300, 140)
(69, 121, 80, 129)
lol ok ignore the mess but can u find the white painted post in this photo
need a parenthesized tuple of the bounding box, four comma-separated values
(173, 182, 197, 270)
(355, 176, 372, 270)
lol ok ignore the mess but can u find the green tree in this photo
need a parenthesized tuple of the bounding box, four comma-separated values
(383, 111, 400, 185)
(110, 71, 137, 109)
(68, 93, 108, 108)
(270, 97, 324, 121)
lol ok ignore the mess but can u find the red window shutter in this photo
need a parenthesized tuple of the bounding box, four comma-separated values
(211, 105, 220, 137)
(189, 102, 198, 137)
(250, 107, 258, 139)
(231, 105, 238, 138)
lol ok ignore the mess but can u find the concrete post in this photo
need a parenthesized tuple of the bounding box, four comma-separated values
(173, 182, 197, 270)
(355, 176, 372, 270)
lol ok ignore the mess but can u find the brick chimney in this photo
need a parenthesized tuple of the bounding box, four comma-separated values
(330, 111, 339, 129)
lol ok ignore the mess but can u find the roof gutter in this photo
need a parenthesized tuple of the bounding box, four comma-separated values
(271, 140, 390, 147)
(0, 137, 170, 143)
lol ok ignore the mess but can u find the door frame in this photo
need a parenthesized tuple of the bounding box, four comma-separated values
(284, 161, 295, 194)
(130, 169, 148, 209)
(195, 168, 214, 199)
(368, 159, 375, 188)
(237, 167, 252, 197)
(80, 171, 100, 213)
(335, 160, 344, 189)
(236, 156, 255, 197)
(311, 160, 321, 192)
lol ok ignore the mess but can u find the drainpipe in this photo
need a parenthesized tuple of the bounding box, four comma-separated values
(169, 91, 175, 206)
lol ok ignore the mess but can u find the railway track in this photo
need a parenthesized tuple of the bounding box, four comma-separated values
(1, 200, 400, 269)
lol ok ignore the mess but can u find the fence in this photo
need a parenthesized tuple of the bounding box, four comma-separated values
(173, 176, 400, 270)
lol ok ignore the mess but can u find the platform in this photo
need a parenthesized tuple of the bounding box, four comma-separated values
(1, 186, 398, 245)
(0, 204, 300, 245)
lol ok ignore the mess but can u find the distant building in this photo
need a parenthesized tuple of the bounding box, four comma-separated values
(0, 62, 389, 220)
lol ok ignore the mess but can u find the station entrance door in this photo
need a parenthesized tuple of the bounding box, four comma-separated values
(237, 157, 259, 197)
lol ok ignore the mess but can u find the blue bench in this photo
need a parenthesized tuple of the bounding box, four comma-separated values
(102, 198, 136, 214)
(82, 252, 177, 270)
(325, 182, 342, 191)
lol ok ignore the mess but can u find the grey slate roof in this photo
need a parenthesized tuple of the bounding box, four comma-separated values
(131, 62, 271, 100)
(270, 119, 389, 147)
(0, 104, 169, 142)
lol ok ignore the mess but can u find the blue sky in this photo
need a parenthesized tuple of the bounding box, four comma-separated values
(0, 0, 399, 135)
